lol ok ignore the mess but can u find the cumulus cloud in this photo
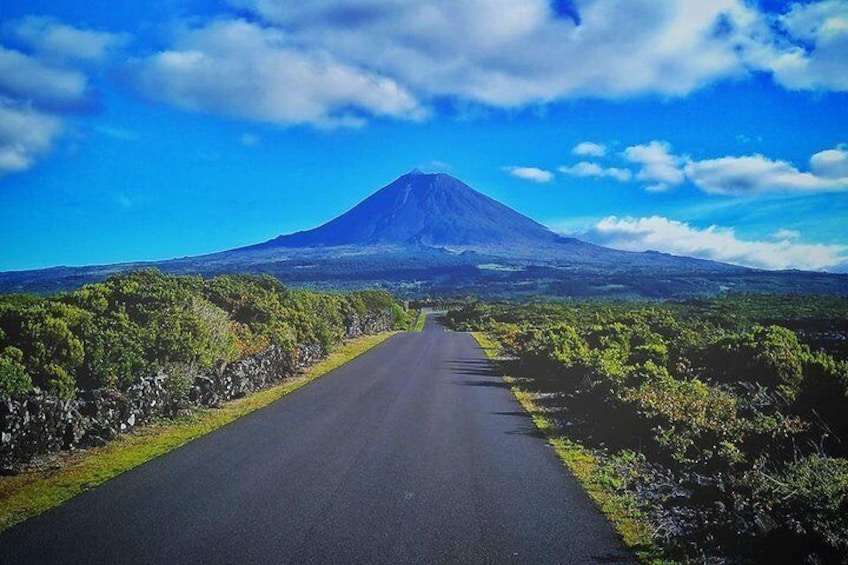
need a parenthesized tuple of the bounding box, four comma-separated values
(558, 140, 848, 194)
(505, 166, 554, 183)
(0, 99, 63, 177)
(623, 141, 686, 191)
(0, 46, 90, 111)
(580, 216, 848, 271)
(218, 0, 847, 111)
(572, 141, 606, 157)
(8, 16, 128, 63)
(0, 18, 126, 179)
(129, 19, 424, 127)
(558, 161, 631, 182)
(685, 152, 848, 195)
(0, 45, 85, 178)
(810, 145, 848, 179)
(763, 0, 848, 91)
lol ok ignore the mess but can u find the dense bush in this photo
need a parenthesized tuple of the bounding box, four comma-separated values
(0, 345, 31, 396)
(741, 454, 848, 563)
(446, 295, 848, 562)
(0, 301, 90, 398)
(0, 270, 401, 398)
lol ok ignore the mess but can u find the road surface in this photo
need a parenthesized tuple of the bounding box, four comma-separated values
(1, 316, 633, 564)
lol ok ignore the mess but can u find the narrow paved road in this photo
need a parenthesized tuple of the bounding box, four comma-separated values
(1, 317, 633, 564)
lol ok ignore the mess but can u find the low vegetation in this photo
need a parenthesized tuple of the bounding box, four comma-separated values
(0, 269, 405, 399)
(412, 309, 428, 332)
(473, 332, 661, 562)
(447, 295, 848, 564)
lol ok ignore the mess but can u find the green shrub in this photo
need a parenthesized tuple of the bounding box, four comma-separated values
(0, 346, 32, 395)
(750, 455, 848, 560)
(79, 309, 147, 389)
(0, 270, 401, 397)
(146, 298, 237, 373)
(45, 363, 76, 400)
(627, 324, 669, 367)
(0, 301, 90, 395)
(517, 323, 589, 372)
(390, 303, 406, 329)
(796, 352, 848, 453)
(624, 369, 742, 466)
(708, 325, 806, 401)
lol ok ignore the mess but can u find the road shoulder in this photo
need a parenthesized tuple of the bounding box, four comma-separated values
(471, 332, 662, 564)
(0, 331, 396, 533)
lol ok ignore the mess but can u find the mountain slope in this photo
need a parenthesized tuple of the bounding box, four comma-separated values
(234, 170, 734, 271)
(247, 170, 561, 249)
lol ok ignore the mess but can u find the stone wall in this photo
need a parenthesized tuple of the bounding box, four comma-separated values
(344, 311, 395, 339)
(0, 311, 394, 470)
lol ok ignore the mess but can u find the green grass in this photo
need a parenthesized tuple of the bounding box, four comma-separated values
(0, 331, 395, 533)
(471, 332, 672, 565)
(412, 309, 427, 332)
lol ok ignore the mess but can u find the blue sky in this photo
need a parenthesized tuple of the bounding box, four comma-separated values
(0, 0, 847, 272)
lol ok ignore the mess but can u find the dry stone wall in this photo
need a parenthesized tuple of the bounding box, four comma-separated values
(0, 311, 394, 470)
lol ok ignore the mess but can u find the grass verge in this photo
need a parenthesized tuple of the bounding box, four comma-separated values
(0, 331, 395, 533)
(412, 310, 427, 332)
(471, 332, 669, 565)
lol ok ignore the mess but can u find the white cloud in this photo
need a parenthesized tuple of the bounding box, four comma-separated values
(810, 145, 848, 179)
(0, 99, 63, 177)
(562, 140, 848, 195)
(8, 16, 128, 63)
(224, 0, 848, 111)
(762, 0, 848, 92)
(685, 152, 848, 195)
(623, 140, 685, 191)
(505, 166, 554, 183)
(558, 161, 632, 182)
(572, 141, 607, 157)
(772, 228, 801, 241)
(129, 19, 424, 127)
(0, 46, 89, 110)
(580, 215, 848, 271)
(0, 17, 127, 179)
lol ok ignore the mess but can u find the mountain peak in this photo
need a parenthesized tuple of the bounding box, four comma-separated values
(253, 171, 559, 249)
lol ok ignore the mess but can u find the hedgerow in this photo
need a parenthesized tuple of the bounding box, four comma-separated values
(0, 270, 402, 398)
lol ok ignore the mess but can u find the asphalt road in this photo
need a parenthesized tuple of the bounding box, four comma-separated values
(1, 316, 633, 564)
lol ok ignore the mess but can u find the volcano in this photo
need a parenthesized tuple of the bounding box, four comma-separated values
(3, 170, 846, 298)
(235, 170, 721, 268)
(248, 169, 560, 249)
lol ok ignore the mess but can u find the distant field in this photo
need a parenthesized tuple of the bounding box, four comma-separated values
(2, 256, 847, 299)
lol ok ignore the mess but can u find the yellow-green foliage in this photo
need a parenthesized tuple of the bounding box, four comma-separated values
(412, 310, 427, 332)
(0, 346, 31, 395)
(624, 370, 743, 465)
(0, 270, 400, 396)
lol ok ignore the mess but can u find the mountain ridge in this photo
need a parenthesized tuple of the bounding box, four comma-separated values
(3, 170, 847, 298)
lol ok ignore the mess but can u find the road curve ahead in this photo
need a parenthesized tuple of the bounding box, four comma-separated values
(1, 316, 633, 564)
